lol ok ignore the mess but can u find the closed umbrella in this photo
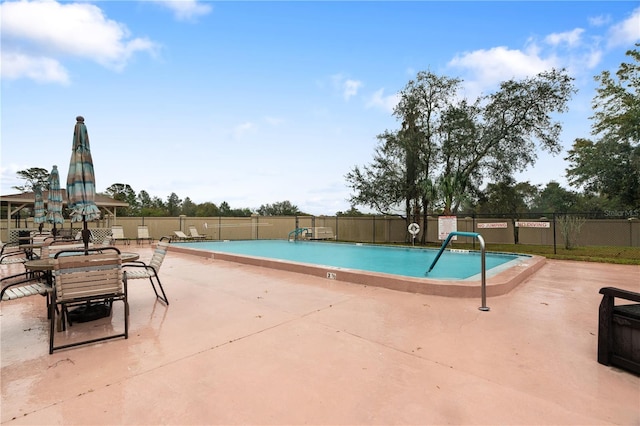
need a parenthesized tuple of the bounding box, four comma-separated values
(33, 184, 46, 233)
(46, 165, 64, 236)
(66, 116, 101, 249)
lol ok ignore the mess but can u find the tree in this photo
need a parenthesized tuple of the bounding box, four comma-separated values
(475, 177, 538, 243)
(532, 181, 577, 213)
(105, 183, 138, 216)
(13, 167, 50, 192)
(196, 202, 219, 217)
(347, 72, 460, 225)
(591, 44, 640, 144)
(219, 201, 232, 217)
(181, 197, 197, 216)
(166, 193, 182, 216)
(566, 46, 640, 210)
(347, 69, 575, 229)
(257, 200, 303, 216)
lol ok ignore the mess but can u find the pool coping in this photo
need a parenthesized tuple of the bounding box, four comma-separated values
(167, 243, 547, 298)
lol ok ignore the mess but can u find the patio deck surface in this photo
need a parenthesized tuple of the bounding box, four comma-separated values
(1, 245, 639, 425)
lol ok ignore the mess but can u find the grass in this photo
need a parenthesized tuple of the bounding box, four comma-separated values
(408, 242, 640, 265)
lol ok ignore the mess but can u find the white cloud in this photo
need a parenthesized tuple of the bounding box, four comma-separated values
(151, 0, 212, 22)
(447, 45, 558, 95)
(589, 14, 611, 27)
(365, 88, 399, 113)
(330, 73, 363, 101)
(545, 28, 585, 47)
(1, 51, 69, 84)
(607, 7, 640, 48)
(343, 79, 363, 101)
(0, 0, 157, 82)
(233, 122, 255, 140)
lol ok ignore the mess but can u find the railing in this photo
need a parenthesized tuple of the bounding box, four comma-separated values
(427, 231, 489, 311)
(287, 228, 309, 241)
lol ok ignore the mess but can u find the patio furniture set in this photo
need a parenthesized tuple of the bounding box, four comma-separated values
(1, 235, 171, 354)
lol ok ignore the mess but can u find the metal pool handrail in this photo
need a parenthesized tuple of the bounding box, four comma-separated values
(288, 228, 309, 240)
(427, 231, 489, 311)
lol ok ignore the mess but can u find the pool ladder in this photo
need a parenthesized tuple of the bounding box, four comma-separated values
(288, 228, 309, 241)
(427, 231, 489, 311)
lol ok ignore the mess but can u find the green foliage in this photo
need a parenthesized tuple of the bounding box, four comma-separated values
(257, 200, 303, 216)
(166, 192, 182, 216)
(13, 167, 50, 192)
(347, 69, 575, 219)
(591, 44, 640, 143)
(105, 183, 138, 216)
(532, 181, 579, 213)
(566, 46, 640, 210)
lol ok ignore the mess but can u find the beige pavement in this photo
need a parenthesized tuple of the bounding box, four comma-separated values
(1, 246, 639, 425)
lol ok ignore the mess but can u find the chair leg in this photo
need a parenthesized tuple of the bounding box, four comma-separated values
(149, 275, 169, 305)
(49, 295, 56, 354)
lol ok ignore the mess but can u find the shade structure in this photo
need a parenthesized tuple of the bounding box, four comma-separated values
(66, 116, 101, 249)
(33, 185, 46, 232)
(46, 165, 64, 235)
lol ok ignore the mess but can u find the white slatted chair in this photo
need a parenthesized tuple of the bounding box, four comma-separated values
(136, 225, 153, 245)
(124, 237, 170, 305)
(188, 226, 207, 240)
(172, 230, 192, 241)
(50, 247, 128, 354)
(111, 225, 130, 245)
(1, 271, 49, 301)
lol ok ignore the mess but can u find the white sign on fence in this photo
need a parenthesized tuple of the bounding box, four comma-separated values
(438, 216, 458, 240)
(477, 222, 508, 229)
(515, 221, 550, 228)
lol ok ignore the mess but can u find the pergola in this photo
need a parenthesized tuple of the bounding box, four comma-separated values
(0, 191, 129, 237)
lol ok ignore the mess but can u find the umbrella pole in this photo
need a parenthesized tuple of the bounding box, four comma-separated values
(82, 219, 91, 252)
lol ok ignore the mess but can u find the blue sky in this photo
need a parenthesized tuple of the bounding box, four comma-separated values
(1, 1, 639, 215)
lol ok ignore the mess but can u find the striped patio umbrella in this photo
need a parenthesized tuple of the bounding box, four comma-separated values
(33, 184, 46, 233)
(46, 165, 64, 235)
(66, 116, 100, 248)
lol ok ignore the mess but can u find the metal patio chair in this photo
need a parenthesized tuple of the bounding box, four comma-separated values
(49, 247, 128, 354)
(123, 237, 170, 305)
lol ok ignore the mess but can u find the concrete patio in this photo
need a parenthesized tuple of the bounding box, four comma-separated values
(1, 246, 639, 425)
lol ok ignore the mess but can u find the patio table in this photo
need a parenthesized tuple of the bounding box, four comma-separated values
(24, 252, 140, 324)
(24, 252, 139, 272)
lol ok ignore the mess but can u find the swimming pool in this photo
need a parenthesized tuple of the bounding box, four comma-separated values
(173, 240, 516, 279)
(168, 240, 546, 298)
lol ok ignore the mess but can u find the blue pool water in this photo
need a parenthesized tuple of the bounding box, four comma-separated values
(172, 240, 526, 280)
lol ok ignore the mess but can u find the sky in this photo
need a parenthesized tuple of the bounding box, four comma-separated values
(1, 1, 639, 216)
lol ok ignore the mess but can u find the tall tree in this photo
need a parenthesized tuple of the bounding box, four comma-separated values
(566, 45, 640, 209)
(166, 192, 182, 216)
(532, 181, 578, 213)
(347, 72, 460, 223)
(181, 197, 197, 216)
(13, 167, 50, 192)
(347, 69, 575, 224)
(105, 183, 138, 216)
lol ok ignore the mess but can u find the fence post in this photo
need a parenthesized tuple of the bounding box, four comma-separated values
(553, 212, 557, 254)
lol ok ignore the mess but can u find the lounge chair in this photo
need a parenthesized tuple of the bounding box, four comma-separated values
(111, 225, 130, 245)
(136, 225, 153, 245)
(124, 237, 170, 305)
(173, 231, 192, 241)
(49, 247, 128, 354)
(188, 226, 207, 240)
